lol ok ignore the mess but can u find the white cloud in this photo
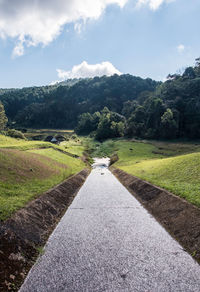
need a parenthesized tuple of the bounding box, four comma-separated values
(12, 37, 25, 58)
(136, 0, 175, 10)
(177, 44, 185, 53)
(0, 0, 128, 57)
(55, 61, 122, 81)
(74, 22, 83, 34)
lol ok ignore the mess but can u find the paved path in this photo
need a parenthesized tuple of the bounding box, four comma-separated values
(20, 159, 200, 292)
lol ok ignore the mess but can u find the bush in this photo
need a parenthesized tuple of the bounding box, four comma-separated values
(0, 102, 8, 131)
(6, 129, 26, 139)
(71, 134, 78, 140)
(89, 131, 96, 138)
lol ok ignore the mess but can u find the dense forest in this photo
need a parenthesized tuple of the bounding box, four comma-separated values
(0, 58, 200, 140)
(0, 75, 158, 129)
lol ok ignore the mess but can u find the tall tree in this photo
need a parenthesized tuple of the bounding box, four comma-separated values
(160, 109, 178, 138)
(0, 101, 8, 131)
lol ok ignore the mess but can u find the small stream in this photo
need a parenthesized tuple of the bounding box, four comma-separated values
(92, 157, 110, 169)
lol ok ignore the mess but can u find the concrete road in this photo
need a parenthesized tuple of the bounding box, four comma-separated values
(20, 159, 200, 292)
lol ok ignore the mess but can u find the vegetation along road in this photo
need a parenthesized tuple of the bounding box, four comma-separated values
(0, 132, 85, 221)
(20, 158, 200, 292)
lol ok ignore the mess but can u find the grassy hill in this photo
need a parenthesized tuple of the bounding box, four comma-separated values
(0, 134, 85, 221)
(0, 134, 51, 149)
(90, 138, 200, 208)
(113, 140, 200, 207)
(118, 151, 200, 207)
(1, 132, 200, 220)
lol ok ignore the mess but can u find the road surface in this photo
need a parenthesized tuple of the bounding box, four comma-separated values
(20, 158, 200, 292)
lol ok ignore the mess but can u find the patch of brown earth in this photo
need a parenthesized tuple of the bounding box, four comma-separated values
(111, 167, 200, 264)
(0, 149, 67, 183)
(0, 168, 90, 291)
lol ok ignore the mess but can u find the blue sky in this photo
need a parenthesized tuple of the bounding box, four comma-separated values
(0, 0, 200, 88)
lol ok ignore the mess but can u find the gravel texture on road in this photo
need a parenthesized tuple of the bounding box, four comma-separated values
(20, 159, 200, 292)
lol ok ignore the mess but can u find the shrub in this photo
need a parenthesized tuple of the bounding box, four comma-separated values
(6, 129, 26, 139)
(71, 134, 78, 140)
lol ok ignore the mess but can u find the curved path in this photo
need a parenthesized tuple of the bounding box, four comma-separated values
(20, 159, 200, 292)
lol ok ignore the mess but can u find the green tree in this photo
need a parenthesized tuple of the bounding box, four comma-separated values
(76, 112, 100, 135)
(0, 101, 8, 131)
(183, 67, 196, 79)
(143, 97, 165, 137)
(126, 106, 146, 137)
(160, 109, 178, 139)
(96, 113, 112, 140)
(95, 108, 126, 140)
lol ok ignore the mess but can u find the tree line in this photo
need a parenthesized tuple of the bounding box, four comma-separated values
(76, 58, 200, 139)
(1, 58, 200, 140)
(0, 74, 158, 129)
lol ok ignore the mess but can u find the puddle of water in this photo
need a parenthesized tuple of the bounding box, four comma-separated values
(92, 157, 110, 169)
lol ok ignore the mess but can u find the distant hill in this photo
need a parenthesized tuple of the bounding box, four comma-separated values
(58, 78, 83, 87)
(0, 74, 159, 128)
(1, 58, 200, 139)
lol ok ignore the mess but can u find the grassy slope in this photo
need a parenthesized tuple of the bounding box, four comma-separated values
(60, 139, 85, 157)
(0, 134, 85, 220)
(2, 132, 200, 218)
(0, 134, 52, 150)
(29, 148, 84, 173)
(0, 133, 84, 154)
(88, 138, 200, 207)
(113, 140, 200, 207)
(124, 153, 200, 207)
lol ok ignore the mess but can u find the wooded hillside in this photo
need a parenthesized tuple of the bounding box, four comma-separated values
(1, 58, 200, 139)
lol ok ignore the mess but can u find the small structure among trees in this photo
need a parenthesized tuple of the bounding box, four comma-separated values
(51, 137, 59, 144)
(55, 135, 66, 142)
(45, 135, 63, 144)
(45, 135, 54, 142)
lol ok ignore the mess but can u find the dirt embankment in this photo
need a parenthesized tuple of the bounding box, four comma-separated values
(0, 168, 90, 291)
(111, 167, 200, 264)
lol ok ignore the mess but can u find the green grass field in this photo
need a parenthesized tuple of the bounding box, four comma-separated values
(29, 148, 84, 173)
(60, 139, 85, 157)
(112, 140, 200, 207)
(88, 138, 200, 208)
(0, 134, 51, 149)
(0, 134, 85, 221)
(1, 131, 200, 220)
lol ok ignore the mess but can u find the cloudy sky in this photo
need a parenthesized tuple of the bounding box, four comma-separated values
(0, 0, 199, 88)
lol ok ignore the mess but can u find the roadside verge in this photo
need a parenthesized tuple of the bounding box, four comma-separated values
(0, 168, 90, 291)
(111, 167, 200, 264)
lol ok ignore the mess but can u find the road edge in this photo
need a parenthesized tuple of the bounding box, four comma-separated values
(110, 166, 200, 264)
(0, 168, 90, 291)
